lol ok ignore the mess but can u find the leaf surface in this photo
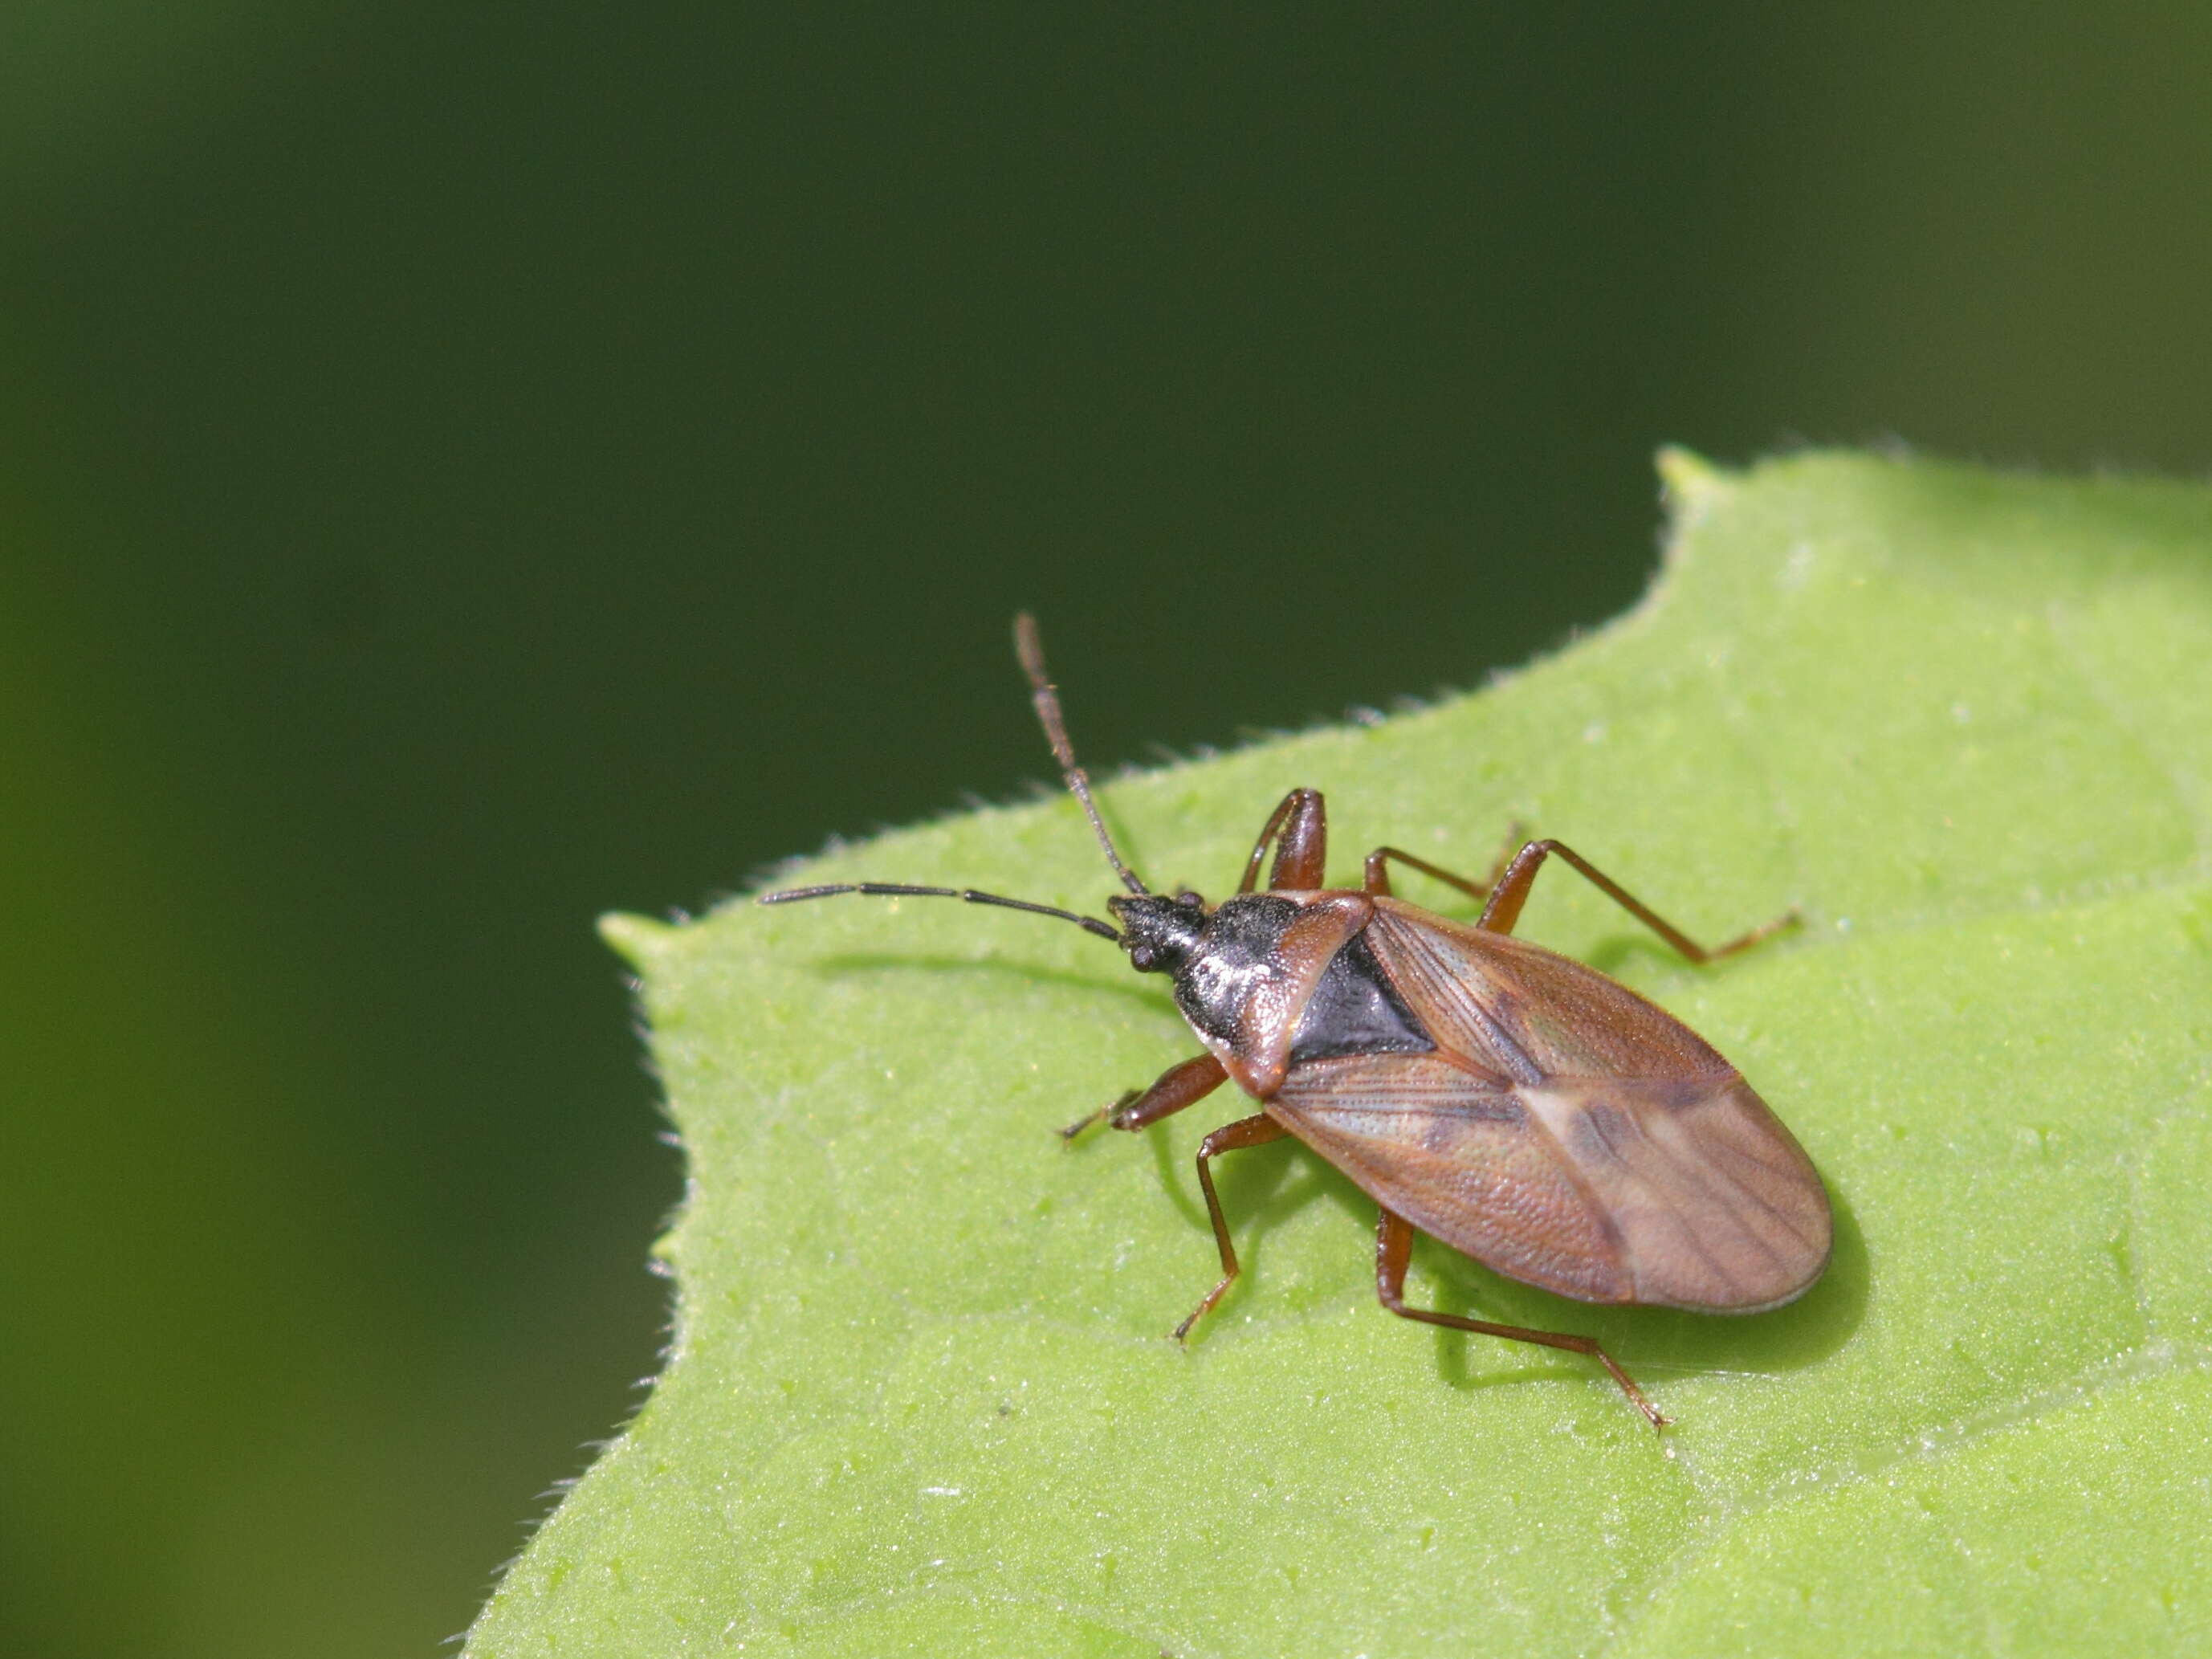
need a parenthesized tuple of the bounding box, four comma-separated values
(469, 451, 2212, 1657)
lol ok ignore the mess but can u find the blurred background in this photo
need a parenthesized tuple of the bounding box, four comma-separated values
(5, 6, 2210, 1653)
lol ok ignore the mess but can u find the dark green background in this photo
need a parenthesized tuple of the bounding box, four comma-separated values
(5, 6, 2209, 1654)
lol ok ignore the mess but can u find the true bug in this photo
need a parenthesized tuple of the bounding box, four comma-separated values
(762, 617, 1831, 1427)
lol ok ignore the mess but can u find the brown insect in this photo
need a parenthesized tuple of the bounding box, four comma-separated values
(762, 617, 1831, 1427)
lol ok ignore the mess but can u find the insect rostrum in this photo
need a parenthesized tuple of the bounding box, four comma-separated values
(760, 616, 1832, 1429)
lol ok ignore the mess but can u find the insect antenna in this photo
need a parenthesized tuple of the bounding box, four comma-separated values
(757, 881, 1122, 942)
(1014, 612, 1150, 895)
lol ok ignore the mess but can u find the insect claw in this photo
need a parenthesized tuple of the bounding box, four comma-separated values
(1707, 902, 1806, 960)
(1102, 1088, 1148, 1133)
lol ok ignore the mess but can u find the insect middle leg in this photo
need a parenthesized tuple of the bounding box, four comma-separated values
(1365, 840, 1794, 963)
(1171, 1111, 1291, 1342)
(1374, 1210, 1666, 1430)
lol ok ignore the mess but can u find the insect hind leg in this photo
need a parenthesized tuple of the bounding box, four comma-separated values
(1362, 823, 1526, 899)
(1374, 1210, 1668, 1430)
(1369, 838, 1794, 962)
(1474, 839, 1794, 959)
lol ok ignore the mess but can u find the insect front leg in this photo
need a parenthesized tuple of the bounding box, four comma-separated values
(1373, 1211, 1666, 1430)
(1236, 789, 1328, 893)
(1171, 1111, 1291, 1342)
(1059, 1053, 1225, 1140)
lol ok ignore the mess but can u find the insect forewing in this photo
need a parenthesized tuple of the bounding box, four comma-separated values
(1269, 1052, 1636, 1301)
(1264, 901, 1831, 1312)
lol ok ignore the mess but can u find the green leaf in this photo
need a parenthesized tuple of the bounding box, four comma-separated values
(467, 451, 2212, 1657)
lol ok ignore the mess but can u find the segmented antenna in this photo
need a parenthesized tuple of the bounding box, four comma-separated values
(1013, 613, 1148, 895)
(758, 882, 1121, 941)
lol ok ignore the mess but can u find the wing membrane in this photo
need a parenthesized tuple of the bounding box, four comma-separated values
(1267, 1054, 1635, 1303)
(1517, 1074, 1830, 1310)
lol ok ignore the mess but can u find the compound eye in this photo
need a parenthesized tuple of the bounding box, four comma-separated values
(1127, 943, 1158, 972)
(1175, 890, 1204, 908)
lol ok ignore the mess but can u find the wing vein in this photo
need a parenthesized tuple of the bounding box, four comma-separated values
(1509, 1086, 1630, 1260)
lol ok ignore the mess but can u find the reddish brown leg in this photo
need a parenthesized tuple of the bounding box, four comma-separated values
(1375, 1210, 1666, 1430)
(1237, 789, 1329, 893)
(1171, 1112, 1290, 1341)
(1475, 839, 1794, 959)
(1480, 821, 1529, 894)
(1363, 824, 1526, 899)
(1060, 1054, 1227, 1140)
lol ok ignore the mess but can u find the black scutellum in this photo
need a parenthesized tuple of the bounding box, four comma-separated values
(1287, 931, 1434, 1062)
